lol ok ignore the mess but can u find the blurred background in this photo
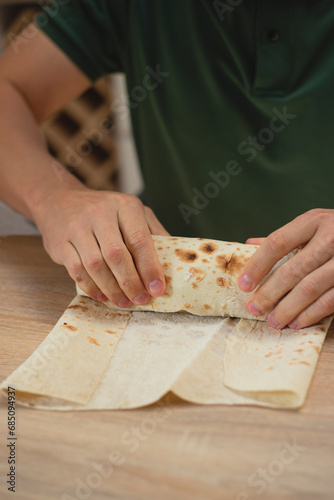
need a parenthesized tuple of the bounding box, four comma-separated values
(0, 0, 143, 235)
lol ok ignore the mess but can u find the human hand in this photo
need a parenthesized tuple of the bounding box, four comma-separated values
(36, 187, 169, 308)
(238, 209, 334, 329)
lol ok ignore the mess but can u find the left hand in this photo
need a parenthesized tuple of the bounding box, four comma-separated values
(238, 208, 334, 330)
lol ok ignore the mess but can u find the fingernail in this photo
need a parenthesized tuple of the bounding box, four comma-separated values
(288, 320, 299, 330)
(148, 279, 163, 296)
(267, 313, 281, 330)
(133, 293, 150, 305)
(247, 301, 262, 316)
(97, 291, 108, 302)
(117, 297, 132, 308)
(239, 274, 254, 292)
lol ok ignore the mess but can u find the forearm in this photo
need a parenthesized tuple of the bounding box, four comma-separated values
(0, 80, 85, 223)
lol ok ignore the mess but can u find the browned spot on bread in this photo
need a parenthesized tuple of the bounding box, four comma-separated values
(294, 349, 304, 353)
(157, 246, 163, 251)
(165, 275, 172, 285)
(267, 366, 274, 370)
(199, 242, 218, 255)
(183, 303, 191, 309)
(215, 254, 246, 275)
(302, 332, 308, 336)
(265, 352, 274, 358)
(163, 261, 171, 270)
(311, 345, 320, 353)
(202, 258, 209, 263)
(175, 248, 198, 262)
(68, 304, 89, 312)
(176, 266, 184, 271)
(104, 311, 126, 318)
(289, 360, 310, 366)
(88, 336, 100, 346)
(216, 277, 232, 288)
(192, 283, 199, 290)
(313, 332, 319, 335)
(63, 324, 77, 331)
(105, 330, 117, 335)
(203, 304, 212, 311)
(189, 266, 205, 282)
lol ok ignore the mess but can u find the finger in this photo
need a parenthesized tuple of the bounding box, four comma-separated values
(61, 242, 106, 302)
(94, 213, 152, 304)
(246, 238, 265, 245)
(71, 232, 132, 308)
(118, 198, 166, 297)
(144, 206, 170, 236)
(265, 259, 334, 329)
(238, 213, 318, 293)
(246, 235, 333, 318)
(287, 286, 334, 330)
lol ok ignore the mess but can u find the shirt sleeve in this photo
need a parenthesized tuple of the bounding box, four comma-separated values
(34, 0, 130, 82)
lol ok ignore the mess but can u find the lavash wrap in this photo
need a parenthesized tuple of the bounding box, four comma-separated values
(1, 236, 331, 411)
(77, 236, 294, 320)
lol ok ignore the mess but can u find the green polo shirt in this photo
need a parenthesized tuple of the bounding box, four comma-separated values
(35, 0, 334, 242)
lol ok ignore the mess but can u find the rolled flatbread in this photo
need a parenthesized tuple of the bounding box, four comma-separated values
(77, 236, 294, 320)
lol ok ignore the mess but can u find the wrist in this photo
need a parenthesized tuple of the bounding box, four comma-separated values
(27, 161, 88, 227)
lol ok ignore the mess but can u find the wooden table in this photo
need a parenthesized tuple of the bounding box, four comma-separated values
(0, 236, 333, 500)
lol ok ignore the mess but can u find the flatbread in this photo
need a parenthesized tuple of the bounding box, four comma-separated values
(1, 236, 330, 411)
(1, 297, 331, 410)
(172, 317, 331, 408)
(77, 236, 294, 320)
(2, 296, 130, 405)
(222, 318, 331, 407)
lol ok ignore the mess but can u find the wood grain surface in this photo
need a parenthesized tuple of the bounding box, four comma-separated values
(0, 236, 333, 500)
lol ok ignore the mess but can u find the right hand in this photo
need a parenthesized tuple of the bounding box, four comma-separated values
(35, 187, 169, 308)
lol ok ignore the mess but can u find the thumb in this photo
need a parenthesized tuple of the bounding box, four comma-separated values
(246, 237, 266, 245)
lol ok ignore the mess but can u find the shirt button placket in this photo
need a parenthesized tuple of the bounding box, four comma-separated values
(253, 0, 294, 96)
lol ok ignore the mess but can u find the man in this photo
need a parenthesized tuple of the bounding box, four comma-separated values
(0, 0, 333, 330)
